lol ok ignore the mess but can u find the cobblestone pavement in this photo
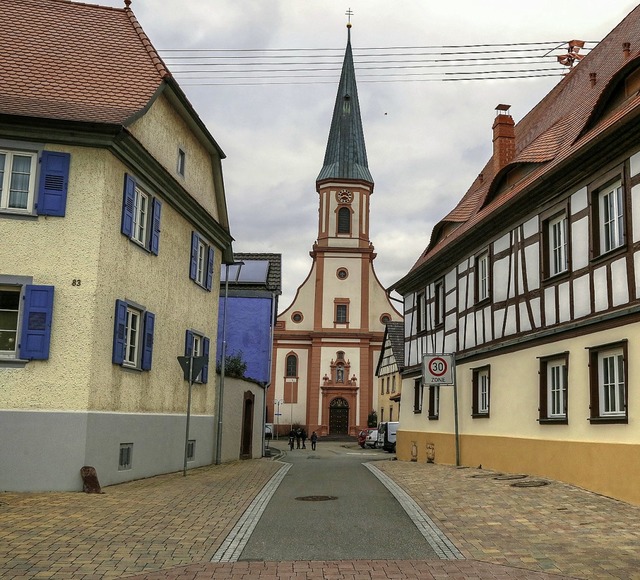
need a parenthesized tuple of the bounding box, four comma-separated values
(1, 448, 640, 579)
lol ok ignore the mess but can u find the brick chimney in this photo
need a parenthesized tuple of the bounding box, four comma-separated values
(492, 104, 515, 173)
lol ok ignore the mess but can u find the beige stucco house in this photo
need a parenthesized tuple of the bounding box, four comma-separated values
(0, 0, 233, 491)
(375, 322, 404, 424)
(392, 6, 640, 505)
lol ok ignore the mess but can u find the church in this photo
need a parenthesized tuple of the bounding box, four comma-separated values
(268, 22, 402, 437)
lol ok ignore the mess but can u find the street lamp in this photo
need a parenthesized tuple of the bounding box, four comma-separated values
(215, 261, 243, 465)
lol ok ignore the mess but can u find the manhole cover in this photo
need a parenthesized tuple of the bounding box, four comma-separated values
(295, 495, 337, 501)
(494, 474, 528, 480)
(511, 480, 550, 488)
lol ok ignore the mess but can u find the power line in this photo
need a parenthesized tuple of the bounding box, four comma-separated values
(160, 40, 595, 86)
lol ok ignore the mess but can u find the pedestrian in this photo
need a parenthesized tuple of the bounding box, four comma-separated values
(311, 431, 318, 451)
(301, 428, 307, 449)
(288, 428, 296, 451)
(295, 427, 302, 449)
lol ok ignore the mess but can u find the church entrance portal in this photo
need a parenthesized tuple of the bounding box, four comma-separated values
(329, 397, 349, 435)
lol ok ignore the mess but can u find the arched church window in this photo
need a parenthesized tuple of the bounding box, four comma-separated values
(337, 207, 351, 234)
(286, 354, 298, 377)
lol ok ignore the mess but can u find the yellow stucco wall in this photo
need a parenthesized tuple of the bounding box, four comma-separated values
(1, 145, 105, 409)
(128, 94, 220, 221)
(397, 430, 640, 505)
(396, 323, 640, 504)
(2, 106, 222, 415)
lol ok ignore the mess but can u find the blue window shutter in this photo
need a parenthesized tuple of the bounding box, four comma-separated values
(121, 175, 136, 237)
(150, 198, 161, 255)
(141, 311, 155, 370)
(37, 151, 70, 217)
(19, 285, 54, 360)
(206, 246, 214, 291)
(189, 232, 198, 281)
(201, 337, 210, 383)
(112, 299, 127, 365)
(185, 330, 194, 356)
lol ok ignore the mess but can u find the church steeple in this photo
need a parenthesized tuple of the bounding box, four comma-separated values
(317, 22, 373, 184)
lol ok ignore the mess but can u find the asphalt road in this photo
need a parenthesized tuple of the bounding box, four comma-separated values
(239, 442, 437, 561)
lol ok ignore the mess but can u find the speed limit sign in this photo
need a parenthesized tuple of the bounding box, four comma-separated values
(422, 353, 455, 385)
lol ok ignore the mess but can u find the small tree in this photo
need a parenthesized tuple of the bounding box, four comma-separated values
(367, 410, 378, 427)
(216, 351, 247, 379)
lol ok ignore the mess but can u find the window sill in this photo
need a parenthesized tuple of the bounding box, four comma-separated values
(475, 297, 491, 308)
(538, 418, 568, 425)
(590, 245, 627, 265)
(542, 270, 570, 285)
(0, 209, 37, 220)
(428, 414, 439, 420)
(413, 408, 422, 414)
(588, 415, 628, 424)
(0, 357, 29, 368)
(472, 412, 490, 419)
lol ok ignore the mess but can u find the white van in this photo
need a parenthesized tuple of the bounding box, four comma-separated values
(377, 421, 399, 453)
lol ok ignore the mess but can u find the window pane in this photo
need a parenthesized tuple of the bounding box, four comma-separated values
(0, 153, 5, 200)
(9, 155, 32, 209)
(286, 355, 297, 376)
(133, 188, 148, 244)
(337, 207, 350, 233)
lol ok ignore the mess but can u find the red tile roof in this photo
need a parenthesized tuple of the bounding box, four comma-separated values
(0, 0, 169, 124)
(407, 4, 640, 277)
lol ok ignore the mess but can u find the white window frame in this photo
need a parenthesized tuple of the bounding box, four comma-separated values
(0, 285, 21, 357)
(477, 252, 489, 302)
(0, 149, 38, 213)
(478, 369, 489, 414)
(599, 349, 625, 416)
(549, 214, 568, 276)
(132, 186, 149, 246)
(547, 359, 567, 418)
(177, 148, 186, 177)
(196, 238, 207, 286)
(124, 306, 141, 367)
(599, 181, 624, 254)
(434, 280, 444, 326)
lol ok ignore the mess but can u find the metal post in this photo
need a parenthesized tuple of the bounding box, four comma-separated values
(215, 265, 230, 465)
(183, 354, 194, 476)
(452, 358, 460, 467)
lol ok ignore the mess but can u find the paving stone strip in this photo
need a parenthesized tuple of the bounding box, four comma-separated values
(210, 462, 292, 563)
(364, 462, 463, 560)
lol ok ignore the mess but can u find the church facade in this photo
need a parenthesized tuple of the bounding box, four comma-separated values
(268, 24, 402, 437)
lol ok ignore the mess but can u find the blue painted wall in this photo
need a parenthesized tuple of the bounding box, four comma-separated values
(216, 295, 273, 384)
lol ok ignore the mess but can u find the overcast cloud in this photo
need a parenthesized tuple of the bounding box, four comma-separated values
(98, 1, 637, 309)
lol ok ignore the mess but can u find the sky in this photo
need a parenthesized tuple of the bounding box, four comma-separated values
(100, 0, 637, 310)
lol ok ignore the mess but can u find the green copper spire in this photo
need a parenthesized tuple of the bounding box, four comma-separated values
(317, 23, 373, 184)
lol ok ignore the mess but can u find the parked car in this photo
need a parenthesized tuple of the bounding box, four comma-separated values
(378, 421, 399, 453)
(365, 429, 379, 448)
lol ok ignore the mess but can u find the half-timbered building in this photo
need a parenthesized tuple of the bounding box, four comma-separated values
(392, 6, 640, 505)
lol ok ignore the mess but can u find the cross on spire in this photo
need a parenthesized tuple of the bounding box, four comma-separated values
(345, 8, 353, 25)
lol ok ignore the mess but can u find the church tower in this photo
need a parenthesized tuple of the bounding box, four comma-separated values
(269, 22, 402, 437)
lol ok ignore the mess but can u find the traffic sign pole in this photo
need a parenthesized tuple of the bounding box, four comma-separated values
(422, 353, 460, 466)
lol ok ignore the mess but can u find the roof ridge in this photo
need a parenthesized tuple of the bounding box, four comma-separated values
(125, 5, 171, 80)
